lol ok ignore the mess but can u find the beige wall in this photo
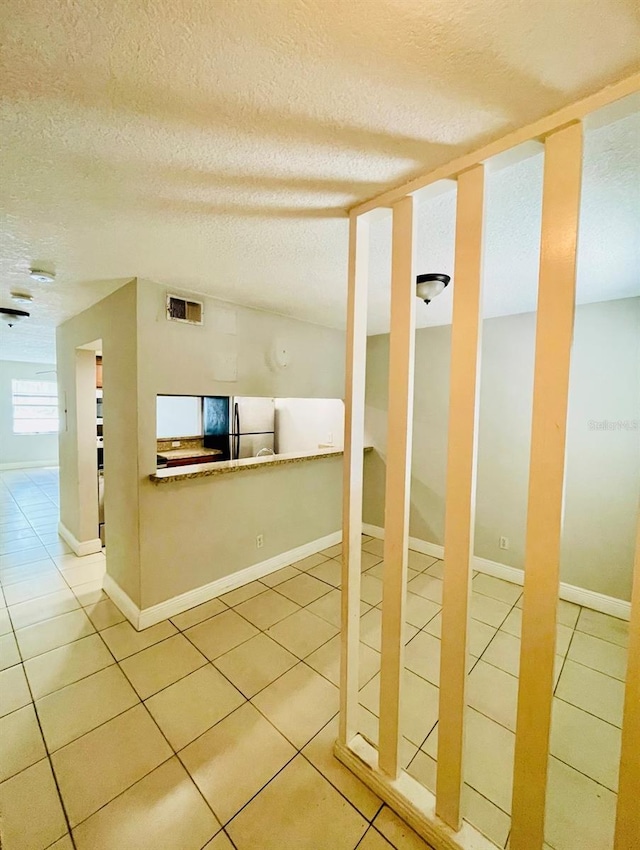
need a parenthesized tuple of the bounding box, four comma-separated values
(135, 279, 345, 608)
(0, 360, 59, 468)
(56, 280, 141, 602)
(364, 297, 640, 601)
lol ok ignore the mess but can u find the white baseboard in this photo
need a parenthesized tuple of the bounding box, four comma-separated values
(362, 524, 631, 621)
(58, 521, 103, 557)
(105, 530, 342, 631)
(0, 460, 58, 471)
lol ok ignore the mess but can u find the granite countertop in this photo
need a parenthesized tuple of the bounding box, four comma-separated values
(158, 448, 223, 460)
(149, 446, 371, 484)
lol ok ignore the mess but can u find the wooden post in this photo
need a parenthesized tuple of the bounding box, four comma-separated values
(339, 212, 370, 745)
(614, 510, 640, 850)
(510, 121, 583, 850)
(435, 164, 485, 829)
(378, 195, 416, 777)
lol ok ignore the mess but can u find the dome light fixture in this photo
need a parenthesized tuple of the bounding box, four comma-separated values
(0, 307, 30, 327)
(11, 291, 33, 304)
(29, 269, 55, 283)
(416, 273, 450, 304)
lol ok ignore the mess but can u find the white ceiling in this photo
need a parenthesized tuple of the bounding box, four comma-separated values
(1, 0, 639, 361)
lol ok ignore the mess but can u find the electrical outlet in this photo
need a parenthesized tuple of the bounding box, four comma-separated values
(499, 536, 509, 550)
(172, 440, 180, 447)
(256, 534, 264, 549)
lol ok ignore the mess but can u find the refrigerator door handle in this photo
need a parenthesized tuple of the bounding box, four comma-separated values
(234, 403, 240, 460)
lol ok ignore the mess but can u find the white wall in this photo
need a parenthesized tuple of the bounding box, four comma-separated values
(275, 398, 345, 453)
(0, 360, 59, 468)
(364, 297, 640, 601)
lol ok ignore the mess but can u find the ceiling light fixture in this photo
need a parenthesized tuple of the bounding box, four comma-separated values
(29, 269, 55, 283)
(416, 273, 450, 304)
(10, 292, 34, 304)
(0, 307, 30, 327)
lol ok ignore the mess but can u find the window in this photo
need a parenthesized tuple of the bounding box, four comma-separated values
(12, 380, 59, 435)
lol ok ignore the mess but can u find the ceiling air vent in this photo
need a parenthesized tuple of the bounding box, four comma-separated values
(166, 294, 204, 326)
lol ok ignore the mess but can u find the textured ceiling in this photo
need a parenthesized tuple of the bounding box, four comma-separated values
(1, 0, 639, 362)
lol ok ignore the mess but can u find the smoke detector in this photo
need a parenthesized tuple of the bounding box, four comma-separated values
(29, 269, 55, 283)
(0, 307, 30, 327)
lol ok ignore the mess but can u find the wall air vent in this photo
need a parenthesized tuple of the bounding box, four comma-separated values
(166, 294, 204, 326)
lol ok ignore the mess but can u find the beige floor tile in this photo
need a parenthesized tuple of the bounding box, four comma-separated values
(303, 717, 382, 820)
(266, 607, 338, 658)
(73, 580, 107, 607)
(424, 612, 495, 657)
(320, 543, 342, 559)
(100, 619, 177, 661)
(51, 704, 172, 826)
(360, 550, 383, 570)
(480, 630, 521, 677)
(424, 708, 515, 814)
(59, 560, 105, 589)
(550, 698, 621, 792)
(308, 588, 370, 628)
(575, 608, 629, 647)
(404, 592, 440, 629)
(73, 757, 220, 850)
(203, 833, 235, 850)
(0, 548, 50, 570)
(0, 663, 31, 717)
(3, 572, 68, 606)
(120, 633, 207, 699)
(470, 592, 512, 627)
(146, 665, 245, 751)
(500, 607, 573, 655)
(354, 827, 394, 849)
(291, 552, 330, 572)
(185, 609, 258, 660)
(260, 565, 300, 587)
(306, 635, 380, 689)
(84, 598, 125, 630)
(235, 588, 299, 630)
(0, 703, 46, 781)
(47, 836, 74, 849)
(545, 756, 616, 850)
(362, 537, 384, 557)
(0, 758, 68, 850)
(408, 750, 510, 848)
(214, 632, 297, 697)
(180, 701, 296, 824)
(360, 670, 439, 747)
(407, 550, 439, 573)
(424, 559, 445, 578)
(37, 665, 139, 751)
(357, 706, 419, 769)
(361, 574, 384, 606)
(227, 754, 367, 850)
(308, 558, 342, 587)
(25, 633, 114, 698)
(8, 588, 80, 630)
(170, 597, 227, 630)
(467, 660, 518, 731)
(567, 630, 628, 680)
(360, 607, 418, 652)
(473, 573, 522, 605)
(373, 805, 434, 850)
(16, 608, 95, 660)
(407, 573, 443, 604)
(0, 563, 60, 590)
(276, 573, 333, 606)
(556, 660, 625, 727)
(404, 631, 442, 686)
(252, 662, 339, 748)
(54, 552, 105, 570)
(0, 631, 21, 671)
(220, 580, 268, 607)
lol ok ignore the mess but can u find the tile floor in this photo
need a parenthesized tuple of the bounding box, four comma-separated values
(0, 468, 629, 850)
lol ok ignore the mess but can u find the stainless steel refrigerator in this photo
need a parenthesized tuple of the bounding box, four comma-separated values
(203, 396, 275, 460)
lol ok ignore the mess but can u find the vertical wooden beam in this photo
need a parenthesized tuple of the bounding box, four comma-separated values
(378, 195, 416, 777)
(614, 510, 640, 850)
(436, 164, 485, 829)
(510, 121, 583, 850)
(339, 212, 370, 745)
